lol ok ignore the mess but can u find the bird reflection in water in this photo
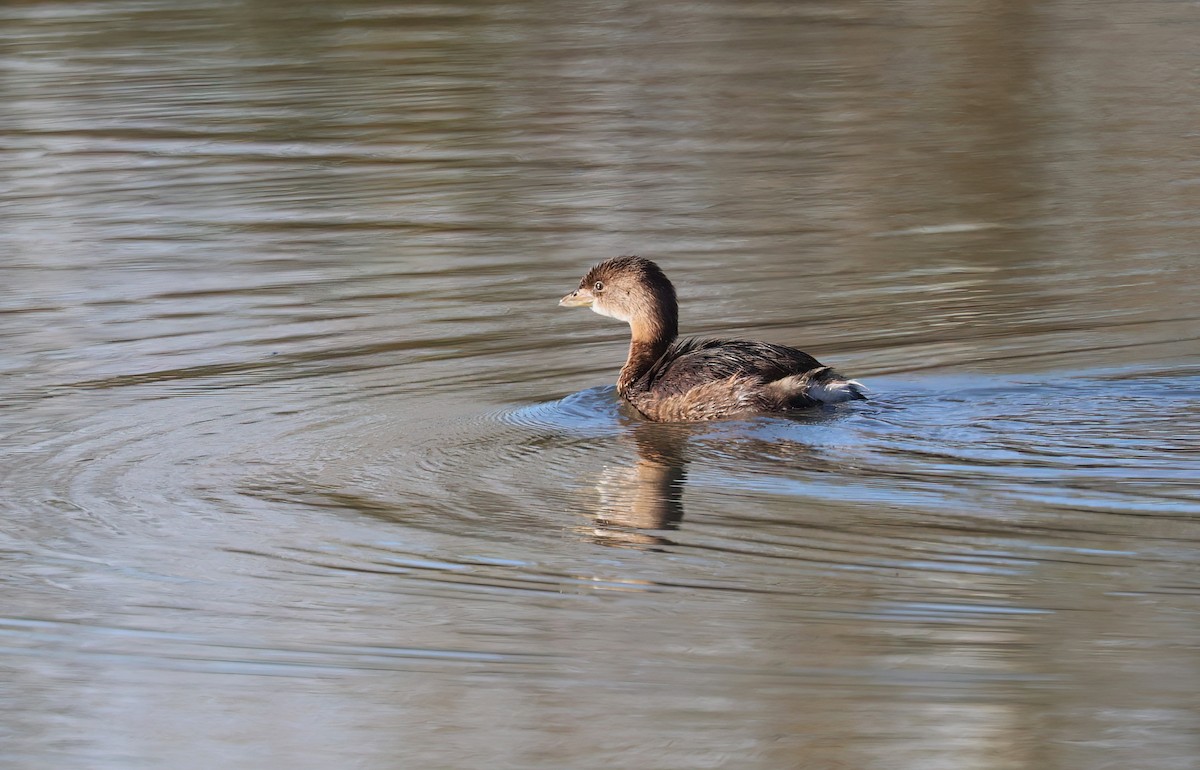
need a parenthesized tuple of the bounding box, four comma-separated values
(584, 410, 842, 548)
(590, 422, 691, 548)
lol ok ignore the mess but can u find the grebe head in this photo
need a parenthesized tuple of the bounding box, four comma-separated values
(559, 256, 678, 339)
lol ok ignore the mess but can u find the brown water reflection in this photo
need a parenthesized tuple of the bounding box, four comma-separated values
(2, 1, 1200, 769)
(590, 424, 689, 545)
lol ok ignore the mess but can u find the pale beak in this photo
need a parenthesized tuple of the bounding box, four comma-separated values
(559, 287, 595, 307)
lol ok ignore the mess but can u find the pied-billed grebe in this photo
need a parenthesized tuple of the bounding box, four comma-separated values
(559, 256, 866, 422)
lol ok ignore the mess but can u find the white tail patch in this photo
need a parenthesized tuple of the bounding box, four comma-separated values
(809, 377, 867, 404)
(766, 369, 868, 405)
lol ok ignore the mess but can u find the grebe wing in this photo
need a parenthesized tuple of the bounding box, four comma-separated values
(641, 338, 823, 397)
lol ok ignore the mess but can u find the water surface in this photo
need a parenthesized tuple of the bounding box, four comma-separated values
(2, 2, 1199, 769)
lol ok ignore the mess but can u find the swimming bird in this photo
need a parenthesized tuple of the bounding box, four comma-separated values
(559, 256, 865, 422)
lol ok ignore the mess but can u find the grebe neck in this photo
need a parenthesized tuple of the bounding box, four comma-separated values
(617, 316, 677, 395)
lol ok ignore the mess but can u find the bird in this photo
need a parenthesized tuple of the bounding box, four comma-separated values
(559, 255, 865, 422)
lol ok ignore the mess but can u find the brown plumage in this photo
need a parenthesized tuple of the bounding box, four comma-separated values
(559, 256, 866, 422)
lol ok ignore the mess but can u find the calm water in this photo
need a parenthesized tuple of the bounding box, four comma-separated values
(3, 1, 1200, 768)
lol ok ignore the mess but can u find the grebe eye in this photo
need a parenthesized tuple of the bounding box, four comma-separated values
(594, 281, 604, 292)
